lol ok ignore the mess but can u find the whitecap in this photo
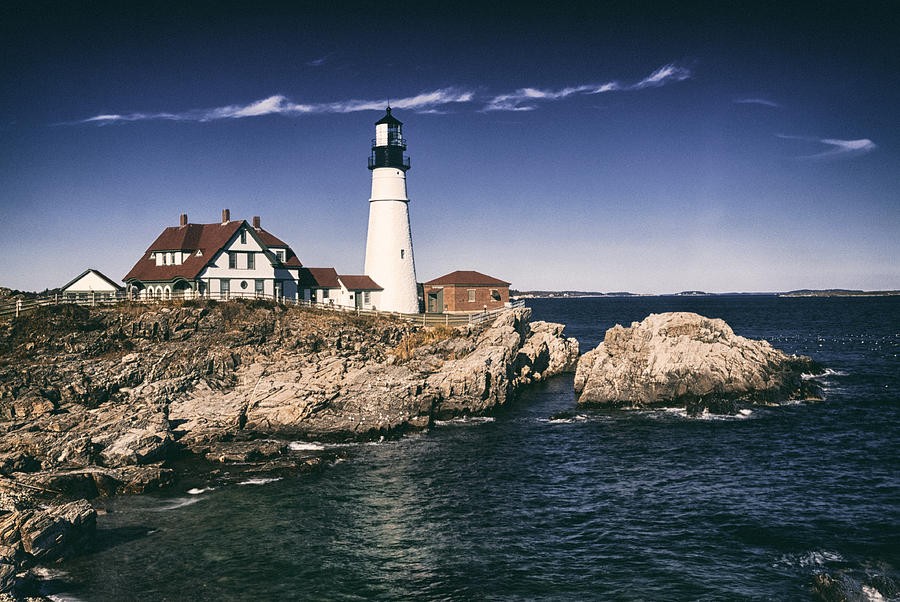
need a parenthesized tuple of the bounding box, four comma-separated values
(149, 497, 200, 511)
(187, 487, 215, 495)
(548, 414, 589, 424)
(289, 441, 325, 451)
(434, 416, 495, 426)
(862, 585, 885, 602)
(804, 367, 848, 380)
(46, 594, 86, 602)
(775, 550, 844, 568)
(31, 567, 68, 579)
(643, 407, 755, 421)
(237, 477, 282, 486)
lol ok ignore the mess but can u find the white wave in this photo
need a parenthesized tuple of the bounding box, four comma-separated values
(46, 594, 86, 602)
(149, 497, 200, 511)
(187, 487, 215, 495)
(776, 550, 844, 568)
(543, 414, 590, 424)
(641, 407, 754, 421)
(237, 477, 283, 486)
(32, 567, 68, 579)
(804, 367, 848, 380)
(289, 441, 325, 451)
(862, 585, 885, 602)
(434, 416, 495, 426)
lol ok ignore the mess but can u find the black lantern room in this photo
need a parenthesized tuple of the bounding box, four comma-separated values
(368, 107, 411, 171)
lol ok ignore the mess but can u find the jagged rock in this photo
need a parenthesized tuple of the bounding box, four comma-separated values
(1, 301, 579, 502)
(205, 440, 288, 463)
(515, 320, 580, 383)
(0, 499, 95, 592)
(575, 312, 823, 413)
(98, 428, 172, 467)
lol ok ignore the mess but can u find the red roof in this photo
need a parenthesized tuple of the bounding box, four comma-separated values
(255, 228, 289, 248)
(423, 270, 510, 286)
(298, 267, 340, 288)
(338, 275, 383, 290)
(125, 220, 302, 283)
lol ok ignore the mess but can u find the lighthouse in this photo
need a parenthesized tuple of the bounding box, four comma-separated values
(364, 108, 419, 313)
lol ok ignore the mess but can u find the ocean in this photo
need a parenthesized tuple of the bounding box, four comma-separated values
(48, 296, 899, 600)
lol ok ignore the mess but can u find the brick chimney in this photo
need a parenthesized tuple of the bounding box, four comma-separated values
(222, 209, 230, 223)
(252, 216, 261, 229)
(179, 213, 188, 227)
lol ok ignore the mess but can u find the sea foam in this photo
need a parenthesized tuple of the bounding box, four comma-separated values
(289, 441, 325, 451)
(434, 416, 495, 426)
(237, 477, 283, 486)
(150, 497, 201, 511)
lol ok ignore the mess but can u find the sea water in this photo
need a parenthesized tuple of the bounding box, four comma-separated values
(49, 296, 900, 600)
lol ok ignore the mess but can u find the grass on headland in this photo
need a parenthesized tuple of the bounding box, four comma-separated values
(393, 324, 458, 361)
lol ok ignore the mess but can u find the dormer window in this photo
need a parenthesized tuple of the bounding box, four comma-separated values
(275, 250, 285, 262)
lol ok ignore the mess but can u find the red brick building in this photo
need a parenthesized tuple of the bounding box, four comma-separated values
(423, 270, 510, 313)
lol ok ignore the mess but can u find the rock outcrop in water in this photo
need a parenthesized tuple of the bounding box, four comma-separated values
(0, 302, 578, 508)
(574, 312, 822, 414)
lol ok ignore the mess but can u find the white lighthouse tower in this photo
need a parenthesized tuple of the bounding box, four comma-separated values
(364, 107, 419, 313)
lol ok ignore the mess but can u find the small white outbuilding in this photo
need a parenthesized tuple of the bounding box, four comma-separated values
(60, 269, 123, 299)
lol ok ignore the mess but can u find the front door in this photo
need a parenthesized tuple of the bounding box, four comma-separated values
(427, 290, 443, 313)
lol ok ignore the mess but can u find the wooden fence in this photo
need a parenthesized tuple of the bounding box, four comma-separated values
(0, 292, 526, 327)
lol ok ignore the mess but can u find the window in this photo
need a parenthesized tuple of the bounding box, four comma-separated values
(247, 252, 255, 270)
(491, 289, 501, 301)
(400, 249, 405, 259)
(221, 279, 230, 297)
(240, 280, 248, 290)
(228, 252, 237, 269)
(363, 291, 370, 305)
(240, 230, 247, 244)
(255, 280, 264, 295)
(275, 249, 285, 262)
(468, 289, 476, 303)
(321, 288, 329, 299)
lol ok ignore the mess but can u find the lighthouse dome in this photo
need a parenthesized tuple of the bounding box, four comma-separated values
(375, 107, 402, 126)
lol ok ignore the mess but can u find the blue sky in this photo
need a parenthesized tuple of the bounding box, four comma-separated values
(2, 1, 898, 293)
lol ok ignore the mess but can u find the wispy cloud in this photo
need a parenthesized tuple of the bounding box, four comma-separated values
(630, 64, 691, 90)
(77, 88, 473, 124)
(482, 63, 689, 111)
(777, 134, 877, 160)
(72, 63, 690, 124)
(734, 98, 780, 108)
(306, 54, 331, 67)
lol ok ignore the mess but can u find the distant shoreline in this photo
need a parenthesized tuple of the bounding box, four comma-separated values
(513, 290, 900, 299)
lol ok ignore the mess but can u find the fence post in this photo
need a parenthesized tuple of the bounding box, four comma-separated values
(54, 293, 58, 305)
(91, 292, 96, 307)
(445, 314, 448, 325)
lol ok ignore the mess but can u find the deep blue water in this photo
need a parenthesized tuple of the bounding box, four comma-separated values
(50, 296, 899, 600)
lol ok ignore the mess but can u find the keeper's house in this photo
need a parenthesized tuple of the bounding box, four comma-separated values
(61, 269, 123, 300)
(423, 270, 510, 313)
(124, 210, 304, 300)
(298, 267, 383, 310)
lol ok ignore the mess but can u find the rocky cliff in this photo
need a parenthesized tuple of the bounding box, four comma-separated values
(0, 301, 578, 506)
(574, 312, 823, 414)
